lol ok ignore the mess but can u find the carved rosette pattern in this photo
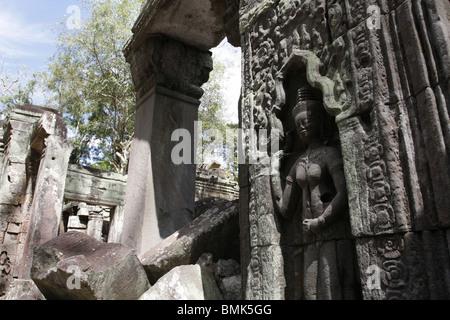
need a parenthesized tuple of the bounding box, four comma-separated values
(364, 134, 396, 234)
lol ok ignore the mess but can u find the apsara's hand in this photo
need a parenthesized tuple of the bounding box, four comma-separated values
(303, 218, 320, 235)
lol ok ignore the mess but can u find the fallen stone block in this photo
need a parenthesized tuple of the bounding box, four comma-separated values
(139, 265, 223, 300)
(194, 197, 230, 219)
(31, 231, 151, 300)
(140, 199, 239, 284)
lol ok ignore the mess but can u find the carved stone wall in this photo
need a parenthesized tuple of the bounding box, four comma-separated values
(239, 0, 450, 300)
(2, 0, 444, 301)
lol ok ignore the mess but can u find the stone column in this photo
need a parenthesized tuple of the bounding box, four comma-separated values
(122, 35, 213, 255)
(87, 213, 103, 242)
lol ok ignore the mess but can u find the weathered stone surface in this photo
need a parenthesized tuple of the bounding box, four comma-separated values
(214, 259, 240, 280)
(123, 1, 229, 258)
(64, 164, 127, 207)
(126, 36, 213, 101)
(214, 259, 241, 300)
(17, 118, 73, 279)
(3, 279, 45, 300)
(31, 231, 150, 300)
(140, 199, 239, 284)
(139, 264, 222, 300)
(195, 165, 239, 202)
(0, 249, 12, 296)
(194, 197, 230, 219)
(195, 253, 242, 300)
(356, 231, 450, 300)
(196, 252, 215, 273)
(219, 275, 242, 300)
(0, 0, 448, 303)
(122, 33, 214, 256)
(235, 0, 450, 301)
(126, 0, 226, 52)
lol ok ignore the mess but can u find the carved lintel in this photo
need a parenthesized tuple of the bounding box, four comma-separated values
(125, 35, 213, 103)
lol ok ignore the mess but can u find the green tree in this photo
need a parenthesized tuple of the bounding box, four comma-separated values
(198, 60, 227, 159)
(43, 0, 144, 173)
(198, 59, 239, 179)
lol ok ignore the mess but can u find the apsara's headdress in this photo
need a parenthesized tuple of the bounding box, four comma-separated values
(292, 85, 321, 116)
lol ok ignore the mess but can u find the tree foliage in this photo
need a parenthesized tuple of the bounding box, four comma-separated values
(198, 59, 239, 179)
(0, 61, 37, 115)
(2, 0, 239, 179)
(43, 0, 144, 173)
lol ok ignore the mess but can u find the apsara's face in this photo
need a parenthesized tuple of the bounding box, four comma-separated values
(294, 109, 320, 143)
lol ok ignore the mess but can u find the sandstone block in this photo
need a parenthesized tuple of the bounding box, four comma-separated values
(139, 265, 222, 300)
(31, 231, 150, 300)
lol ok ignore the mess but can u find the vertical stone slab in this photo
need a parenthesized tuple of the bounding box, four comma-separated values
(0, 108, 43, 245)
(87, 214, 103, 241)
(0, 106, 72, 285)
(122, 35, 213, 254)
(238, 163, 251, 300)
(17, 111, 72, 279)
(0, 109, 40, 284)
(349, 0, 450, 299)
(108, 205, 125, 244)
(239, 0, 362, 300)
(415, 88, 450, 227)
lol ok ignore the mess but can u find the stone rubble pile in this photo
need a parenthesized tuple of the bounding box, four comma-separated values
(1, 199, 241, 300)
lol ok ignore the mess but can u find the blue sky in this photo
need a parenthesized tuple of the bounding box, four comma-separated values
(0, 0, 84, 74)
(0, 0, 241, 123)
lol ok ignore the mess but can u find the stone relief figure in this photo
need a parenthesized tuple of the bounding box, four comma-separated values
(271, 84, 359, 300)
(0, 251, 11, 295)
(328, 2, 344, 39)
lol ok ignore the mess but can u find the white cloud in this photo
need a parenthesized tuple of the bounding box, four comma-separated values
(0, 10, 54, 58)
